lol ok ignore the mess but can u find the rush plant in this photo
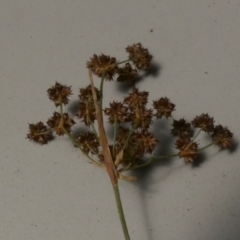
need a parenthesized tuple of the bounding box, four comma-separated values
(26, 43, 233, 240)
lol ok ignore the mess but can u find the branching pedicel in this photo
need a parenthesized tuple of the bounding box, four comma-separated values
(26, 43, 233, 240)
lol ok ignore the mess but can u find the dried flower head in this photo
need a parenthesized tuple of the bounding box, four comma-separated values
(104, 101, 128, 124)
(116, 127, 130, 146)
(119, 143, 142, 165)
(175, 137, 198, 163)
(153, 97, 175, 119)
(47, 82, 72, 107)
(116, 63, 138, 82)
(126, 43, 153, 70)
(129, 107, 153, 129)
(75, 132, 100, 154)
(86, 54, 118, 81)
(211, 125, 233, 148)
(124, 87, 148, 109)
(191, 113, 214, 133)
(79, 85, 100, 103)
(47, 112, 75, 136)
(131, 130, 158, 154)
(171, 118, 193, 137)
(76, 102, 96, 126)
(26, 122, 53, 145)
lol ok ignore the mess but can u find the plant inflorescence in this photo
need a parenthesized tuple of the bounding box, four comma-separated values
(26, 43, 233, 240)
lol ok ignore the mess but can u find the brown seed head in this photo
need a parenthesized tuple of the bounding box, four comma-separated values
(171, 118, 193, 137)
(124, 87, 148, 109)
(175, 137, 198, 163)
(26, 122, 53, 145)
(153, 97, 175, 119)
(47, 82, 72, 107)
(75, 132, 100, 154)
(116, 63, 138, 82)
(119, 143, 143, 165)
(191, 113, 214, 133)
(131, 130, 158, 154)
(129, 107, 153, 129)
(86, 54, 118, 81)
(79, 85, 100, 103)
(47, 112, 75, 136)
(104, 101, 128, 124)
(126, 43, 153, 70)
(76, 102, 96, 126)
(116, 127, 130, 146)
(211, 125, 233, 148)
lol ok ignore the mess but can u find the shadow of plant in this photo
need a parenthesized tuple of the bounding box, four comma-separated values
(116, 61, 161, 93)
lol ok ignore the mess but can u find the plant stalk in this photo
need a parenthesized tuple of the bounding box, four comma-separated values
(113, 183, 131, 240)
(89, 70, 130, 239)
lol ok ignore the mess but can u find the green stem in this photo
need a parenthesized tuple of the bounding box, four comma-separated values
(90, 121, 100, 143)
(192, 129, 202, 142)
(123, 125, 136, 150)
(99, 72, 105, 118)
(113, 115, 118, 148)
(39, 129, 53, 135)
(113, 183, 131, 240)
(197, 141, 216, 151)
(125, 153, 178, 171)
(117, 59, 129, 65)
(59, 98, 63, 115)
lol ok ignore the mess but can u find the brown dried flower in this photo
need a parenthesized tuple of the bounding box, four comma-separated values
(118, 143, 142, 165)
(129, 107, 153, 129)
(79, 85, 100, 103)
(131, 130, 158, 154)
(116, 63, 138, 82)
(26, 122, 53, 145)
(124, 87, 148, 109)
(153, 97, 175, 119)
(47, 112, 75, 136)
(126, 43, 153, 70)
(211, 125, 233, 148)
(47, 82, 72, 107)
(191, 113, 214, 133)
(104, 101, 128, 124)
(175, 137, 198, 163)
(75, 132, 100, 154)
(86, 54, 118, 81)
(171, 118, 193, 137)
(76, 102, 96, 126)
(116, 127, 130, 146)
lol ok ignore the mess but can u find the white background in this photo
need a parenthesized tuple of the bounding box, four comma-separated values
(0, 1, 240, 239)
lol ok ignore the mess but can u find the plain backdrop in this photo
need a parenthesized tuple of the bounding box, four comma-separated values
(0, 1, 240, 240)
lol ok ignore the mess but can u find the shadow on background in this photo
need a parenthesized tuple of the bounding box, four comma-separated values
(115, 61, 161, 93)
(129, 121, 238, 240)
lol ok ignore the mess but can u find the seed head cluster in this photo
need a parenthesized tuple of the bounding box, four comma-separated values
(75, 132, 99, 155)
(175, 137, 198, 163)
(26, 43, 234, 179)
(116, 63, 138, 82)
(47, 112, 75, 136)
(87, 43, 152, 83)
(171, 118, 193, 138)
(104, 101, 128, 124)
(153, 97, 175, 119)
(87, 54, 117, 81)
(212, 125, 233, 148)
(47, 82, 72, 107)
(191, 113, 214, 133)
(170, 113, 233, 163)
(27, 122, 52, 145)
(126, 43, 153, 70)
(76, 85, 100, 126)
